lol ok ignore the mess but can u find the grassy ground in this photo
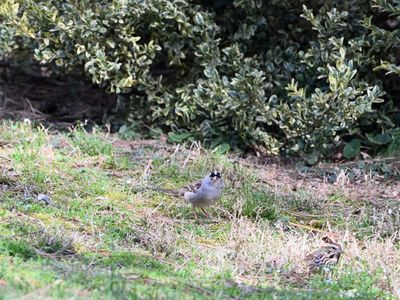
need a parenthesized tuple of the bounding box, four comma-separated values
(0, 120, 399, 299)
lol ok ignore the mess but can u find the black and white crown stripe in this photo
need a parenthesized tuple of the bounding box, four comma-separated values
(209, 171, 222, 178)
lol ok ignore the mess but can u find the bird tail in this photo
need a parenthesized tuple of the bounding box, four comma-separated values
(151, 187, 185, 197)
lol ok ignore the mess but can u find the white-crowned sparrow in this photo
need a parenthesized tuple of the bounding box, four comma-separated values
(155, 171, 224, 218)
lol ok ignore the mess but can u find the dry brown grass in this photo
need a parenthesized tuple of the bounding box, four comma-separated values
(1, 122, 399, 298)
(107, 140, 400, 296)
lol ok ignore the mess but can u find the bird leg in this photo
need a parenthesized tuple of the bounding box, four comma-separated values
(192, 207, 198, 219)
(200, 208, 209, 218)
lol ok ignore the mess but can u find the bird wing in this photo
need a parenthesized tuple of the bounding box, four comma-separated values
(153, 180, 202, 196)
(185, 180, 202, 192)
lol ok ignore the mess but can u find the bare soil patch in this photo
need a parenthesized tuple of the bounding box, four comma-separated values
(0, 64, 116, 129)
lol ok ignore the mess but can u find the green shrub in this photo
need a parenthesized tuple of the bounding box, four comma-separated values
(1, 0, 399, 157)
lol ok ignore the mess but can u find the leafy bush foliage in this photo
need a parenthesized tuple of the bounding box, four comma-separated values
(1, 0, 400, 157)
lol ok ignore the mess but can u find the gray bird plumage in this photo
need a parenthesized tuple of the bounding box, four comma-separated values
(154, 171, 224, 218)
(184, 171, 224, 207)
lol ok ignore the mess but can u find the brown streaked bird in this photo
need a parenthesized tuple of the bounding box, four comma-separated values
(154, 171, 224, 218)
(305, 234, 343, 274)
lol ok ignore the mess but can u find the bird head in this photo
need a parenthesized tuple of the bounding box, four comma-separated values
(208, 171, 222, 184)
(322, 233, 343, 256)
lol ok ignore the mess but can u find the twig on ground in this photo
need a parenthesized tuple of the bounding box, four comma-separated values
(287, 221, 325, 233)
